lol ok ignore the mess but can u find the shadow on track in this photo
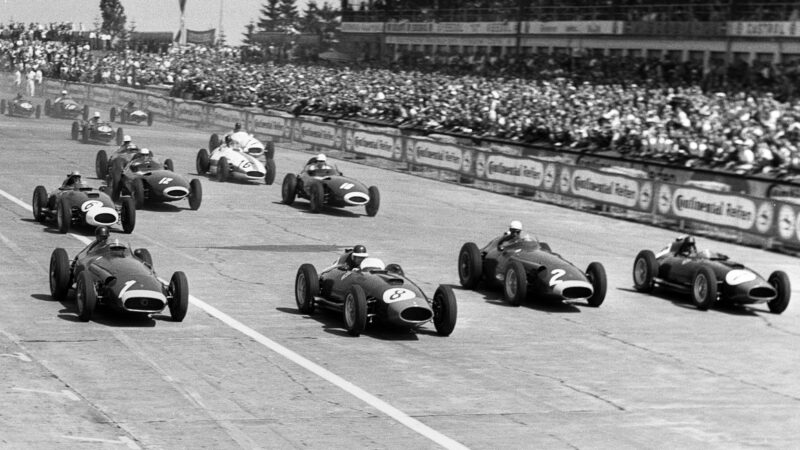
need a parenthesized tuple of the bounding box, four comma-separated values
(276, 306, 427, 341)
(616, 286, 759, 316)
(272, 201, 363, 218)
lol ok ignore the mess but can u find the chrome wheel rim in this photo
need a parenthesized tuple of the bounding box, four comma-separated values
(458, 253, 469, 280)
(76, 279, 85, 314)
(633, 259, 646, 285)
(295, 273, 306, 307)
(344, 294, 355, 328)
(505, 270, 518, 298)
(56, 203, 63, 228)
(694, 274, 707, 301)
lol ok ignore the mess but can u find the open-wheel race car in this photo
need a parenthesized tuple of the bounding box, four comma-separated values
(108, 150, 202, 210)
(48, 228, 189, 322)
(295, 248, 457, 337)
(458, 230, 607, 307)
(1, 96, 41, 118)
(196, 137, 276, 185)
(110, 101, 153, 126)
(71, 116, 124, 145)
(209, 131, 274, 160)
(282, 154, 380, 216)
(45, 97, 88, 120)
(32, 172, 135, 234)
(94, 143, 140, 179)
(632, 235, 791, 313)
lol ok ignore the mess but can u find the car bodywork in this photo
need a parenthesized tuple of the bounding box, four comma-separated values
(209, 132, 274, 160)
(196, 144, 275, 185)
(295, 256, 457, 337)
(1, 97, 40, 118)
(632, 237, 791, 313)
(72, 119, 124, 145)
(282, 163, 380, 216)
(32, 184, 135, 234)
(458, 235, 607, 307)
(48, 239, 189, 322)
(45, 98, 87, 120)
(110, 156, 202, 210)
(110, 105, 153, 126)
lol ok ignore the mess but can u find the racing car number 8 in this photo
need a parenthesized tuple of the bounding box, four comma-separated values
(549, 269, 566, 287)
(383, 288, 415, 303)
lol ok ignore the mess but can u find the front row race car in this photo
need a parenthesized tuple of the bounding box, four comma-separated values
(1, 96, 41, 118)
(45, 97, 88, 120)
(458, 229, 607, 307)
(632, 235, 791, 313)
(295, 248, 457, 337)
(282, 154, 380, 216)
(49, 227, 189, 322)
(196, 137, 275, 185)
(32, 172, 135, 234)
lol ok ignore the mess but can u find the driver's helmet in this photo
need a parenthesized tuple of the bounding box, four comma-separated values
(65, 170, 82, 187)
(316, 153, 327, 163)
(122, 134, 131, 144)
(224, 135, 233, 146)
(672, 235, 697, 255)
(95, 226, 109, 242)
(60, 90, 67, 95)
(509, 220, 523, 235)
(234, 122, 242, 132)
(93, 111, 100, 119)
(351, 244, 368, 268)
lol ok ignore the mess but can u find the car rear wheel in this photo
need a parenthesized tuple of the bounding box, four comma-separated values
(110, 107, 117, 122)
(309, 182, 324, 213)
(49, 248, 70, 301)
(131, 177, 146, 209)
(343, 285, 367, 337)
(95, 150, 108, 179)
(120, 197, 136, 233)
(295, 264, 319, 314)
(81, 125, 89, 144)
(32, 185, 48, 222)
(281, 173, 297, 205)
(45, 99, 51, 116)
(82, 105, 89, 121)
(586, 262, 607, 307)
(115, 127, 124, 146)
(432, 285, 457, 336)
(35, 104, 41, 119)
(365, 186, 380, 217)
(56, 196, 71, 233)
(0, 99, 5, 115)
(768, 271, 791, 314)
(110, 158, 126, 201)
(188, 179, 202, 210)
(691, 266, 717, 311)
(504, 261, 527, 306)
(196, 148, 210, 175)
(146, 112, 153, 126)
(633, 250, 658, 293)
(163, 158, 174, 172)
(217, 156, 230, 182)
(71, 121, 79, 140)
(458, 242, 482, 289)
(76, 271, 96, 322)
(209, 133, 220, 151)
(264, 158, 276, 185)
(169, 271, 189, 322)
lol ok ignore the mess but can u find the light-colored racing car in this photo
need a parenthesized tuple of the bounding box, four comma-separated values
(196, 138, 276, 185)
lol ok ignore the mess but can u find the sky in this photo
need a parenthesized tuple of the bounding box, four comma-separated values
(1, 0, 315, 45)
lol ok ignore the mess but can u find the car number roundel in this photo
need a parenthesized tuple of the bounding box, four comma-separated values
(383, 288, 415, 303)
(81, 200, 103, 212)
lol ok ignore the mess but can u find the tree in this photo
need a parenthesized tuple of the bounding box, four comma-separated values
(299, 1, 320, 34)
(258, 0, 281, 32)
(99, 0, 127, 42)
(278, 0, 300, 31)
(242, 21, 257, 47)
(317, 2, 341, 38)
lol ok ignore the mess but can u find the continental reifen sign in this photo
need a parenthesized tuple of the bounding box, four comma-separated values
(669, 187, 757, 230)
(569, 169, 640, 208)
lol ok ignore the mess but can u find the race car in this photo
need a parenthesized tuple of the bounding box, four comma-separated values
(48, 229, 189, 322)
(110, 102, 153, 126)
(632, 235, 791, 313)
(281, 156, 380, 216)
(458, 233, 607, 307)
(95, 144, 141, 179)
(209, 131, 274, 159)
(45, 97, 88, 120)
(295, 251, 457, 337)
(1, 96, 41, 118)
(71, 117, 124, 145)
(32, 175, 135, 234)
(196, 140, 275, 185)
(109, 152, 202, 210)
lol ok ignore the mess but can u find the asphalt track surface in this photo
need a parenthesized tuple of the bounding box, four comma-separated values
(1, 90, 799, 449)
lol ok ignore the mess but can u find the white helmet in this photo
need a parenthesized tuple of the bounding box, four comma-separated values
(509, 220, 522, 232)
(140, 148, 151, 155)
(93, 111, 100, 118)
(61, 90, 67, 95)
(123, 135, 131, 143)
(316, 153, 327, 163)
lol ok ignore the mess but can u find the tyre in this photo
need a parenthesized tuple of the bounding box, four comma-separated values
(768, 271, 791, 314)
(309, 182, 324, 213)
(110, 106, 117, 122)
(281, 173, 297, 205)
(366, 186, 380, 217)
(196, 148, 210, 175)
(264, 158, 276, 185)
(385, 263, 404, 276)
(586, 262, 607, 307)
(458, 242, 482, 289)
(49, 248, 71, 301)
(32, 185, 48, 222)
(75, 271, 96, 322)
(56, 196, 71, 233)
(82, 105, 89, 120)
(45, 99, 51, 116)
(120, 197, 136, 233)
(35, 104, 41, 119)
(71, 121, 79, 140)
(632, 250, 658, 293)
(265, 141, 275, 159)
(294, 264, 319, 314)
(188, 179, 202, 210)
(164, 158, 174, 172)
(95, 150, 108, 179)
(116, 127, 123, 146)
(134, 248, 153, 267)
(691, 266, 717, 310)
(131, 177, 145, 209)
(110, 158, 126, 201)
(209, 133, 220, 151)
(81, 126, 89, 144)
(432, 285, 457, 336)
(343, 285, 367, 337)
(503, 260, 527, 306)
(168, 271, 189, 322)
(146, 112, 153, 126)
(0, 99, 4, 115)
(217, 156, 229, 182)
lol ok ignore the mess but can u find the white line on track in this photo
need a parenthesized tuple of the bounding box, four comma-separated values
(0, 187, 469, 450)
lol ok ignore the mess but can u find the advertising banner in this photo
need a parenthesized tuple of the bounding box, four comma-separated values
(251, 113, 288, 138)
(385, 35, 516, 46)
(340, 22, 384, 33)
(525, 20, 623, 35)
(474, 152, 555, 190)
(406, 138, 470, 173)
(116, 88, 141, 108)
(774, 202, 800, 243)
(727, 21, 799, 37)
(432, 22, 518, 34)
(292, 119, 343, 149)
(90, 85, 113, 105)
(143, 93, 172, 118)
(626, 21, 725, 36)
(385, 22, 434, 33)
(567, 168, 650, 210)
(173, 99, 205, 125)
(209, 105, 246, 130)
(655, 184, 775, 232)
(344, 129, 401, 160)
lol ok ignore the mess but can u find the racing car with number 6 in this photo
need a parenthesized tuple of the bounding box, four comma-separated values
(632, 235, 791, 313)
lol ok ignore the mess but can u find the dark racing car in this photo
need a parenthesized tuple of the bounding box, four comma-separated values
(632, 235, 791, 313)
(1, 95, 41, 118)
(109, 149, 202, 210)
(32, 171, 135, 234)
(458, 230, 607, 307)
(49, 228, 189, 322)
(295, 247, 457, 337)
(110, 101, 153, 126)
(282, 154, 380, 216)
(72, 114, 124, 145)
(45, 96, 88, 120)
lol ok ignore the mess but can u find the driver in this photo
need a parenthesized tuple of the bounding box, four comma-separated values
(61, 170, 87, 189)
(497, 220, 523, 250)
(118, 135, 137, 152)
(85, 226, 110, 254)
(15, 92, 23, 101)
(233, 122, 243, 133)
(677, 235, 697, 256)
(89, 111, 101, 125)
(339, 245, 369, 271)
(129, 148, 154, 168)
(307, 153, 332, 175)
(55, 90, 70, 104)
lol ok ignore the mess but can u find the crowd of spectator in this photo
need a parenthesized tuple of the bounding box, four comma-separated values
(4, 20, 800, 177)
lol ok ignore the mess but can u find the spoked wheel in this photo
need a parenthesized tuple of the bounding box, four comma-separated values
(691, 267, 717, 311)
(458, 242, 482, 289)
(432, 285, 457, 336)
(632, 250, 658, 293)
(294, 264, 318, 314)
(503, 261, 527, 306)
(49, 248, 71, 301)
(168, 271, 189, 322)
(75, 271, 97, 322)
(343, 285, 367, 337)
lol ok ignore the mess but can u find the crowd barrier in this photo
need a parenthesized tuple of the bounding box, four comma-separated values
(34, 78, 800, 250)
